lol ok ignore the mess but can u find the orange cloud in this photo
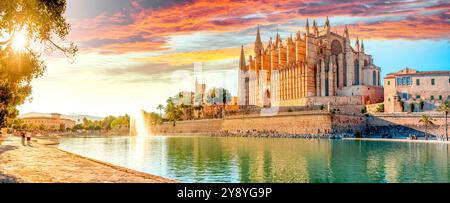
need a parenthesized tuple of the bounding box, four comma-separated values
(347, 14, 450, 40)
(134, 46, 253, 65)
(68, 0, 450, 54)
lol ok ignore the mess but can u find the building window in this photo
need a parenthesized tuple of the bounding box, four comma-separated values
(416, 79, 420, 86)
(430, 95, 434, 100)
(431, 79, 435, 85)
(406, 77, 411, 85)
(416, 95, 421, 99)
(401, 92, 408, 100)
(372, 71, 376, 86)
(387, 81, 390, 85)
(439, 95, 442, 100)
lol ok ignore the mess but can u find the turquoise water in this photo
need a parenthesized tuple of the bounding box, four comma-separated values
(58, 136, 450, 183)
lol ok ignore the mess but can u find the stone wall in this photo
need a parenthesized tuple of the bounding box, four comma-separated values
(150, 119, 223, 134)
(223, 112, 332, 134)
(331, 114, 366, 134)
(272, 96, 363, 107)
(151, 111, 333, 135)
(367, 112, 448, 138)
(149, 111, 448, 139)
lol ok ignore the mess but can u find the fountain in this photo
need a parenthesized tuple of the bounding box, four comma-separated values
(130, 109, 151, 137)
(129, 108, 152, 168)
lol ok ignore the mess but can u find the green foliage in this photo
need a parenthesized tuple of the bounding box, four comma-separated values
(206, 87, 231, 105)
(437, 100, 450, 141)
(72, 124, 83, 131)
(81, 117, 102, 130)
(156, 104, 164, 118)
(144, 112, 163, 125)
(361, 107, 367, 114)
(110, 115, 130, 130)
(101, 115, 116, 131)
(38, 123, 47, 131)
(165, 97, 181, 126)
(11, 118, 26, 130)
(376, 104, 384, 112)
(419, 114, 434, 140)
(437, 100, 450, 114)
(0, 0, 77, 127)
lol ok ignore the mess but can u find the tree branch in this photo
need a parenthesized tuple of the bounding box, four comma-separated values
(48, 38, 77, 56)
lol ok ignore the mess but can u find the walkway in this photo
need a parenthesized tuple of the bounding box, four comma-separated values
(0, 136, 176, 183)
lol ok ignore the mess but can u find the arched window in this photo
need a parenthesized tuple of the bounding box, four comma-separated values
(354, 59, 359, 85)
(331, 40, 343, 55)
(377, 71, 380, 86)
(373, 71, 377, 86)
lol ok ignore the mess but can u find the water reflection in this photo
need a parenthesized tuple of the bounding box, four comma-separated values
(58, 136, 450, 183)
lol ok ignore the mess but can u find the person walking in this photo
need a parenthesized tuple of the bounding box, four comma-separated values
(21, 131, 26, 146)
(26, 131, 32, 146)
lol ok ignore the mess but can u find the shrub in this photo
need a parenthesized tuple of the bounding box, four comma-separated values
(361, 107, 367, 114)
(376, 104, 384, 112)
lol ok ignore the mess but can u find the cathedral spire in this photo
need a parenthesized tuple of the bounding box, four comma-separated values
(361, 39, 364, 52)
(355, 36, 360, 52)
(313, 20, 319, 36)
(325, 16, 330, 27)
(255, 25, 263, 56)
(275, 31, 281, 48)
(305, 18, 310, 35)
(268, 37, 273, 49)
(325, 16, 330, 34)
(240, 45, 246, 70)
(344, 24, 349, 40)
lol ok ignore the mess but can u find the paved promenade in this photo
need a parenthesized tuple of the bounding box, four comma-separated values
(0, 136, 176, 183)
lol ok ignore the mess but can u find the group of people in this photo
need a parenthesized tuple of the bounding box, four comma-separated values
(19, 131, 33, 146)
(213, 129, 353, 139)
(408, 134, 418, 140)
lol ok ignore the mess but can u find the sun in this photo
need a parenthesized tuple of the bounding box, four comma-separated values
(11, 28, 29, 51)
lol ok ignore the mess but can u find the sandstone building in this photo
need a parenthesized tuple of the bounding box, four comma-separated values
(238, 18, 383, 108)
(384, 68, 450, 113)
(21, 113, 76, 131)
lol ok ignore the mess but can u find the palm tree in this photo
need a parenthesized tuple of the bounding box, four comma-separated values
(210, 88, 217, 119)
(437, 100, 450, 141)
(156, 104, 164, 118)
(419, 114, 434, 140)
(210, 88, 216, 104)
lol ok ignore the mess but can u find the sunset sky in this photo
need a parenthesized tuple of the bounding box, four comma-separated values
(18, 0, 450, 117)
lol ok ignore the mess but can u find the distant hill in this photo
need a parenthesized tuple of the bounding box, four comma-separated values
(18, 112, 104, 124)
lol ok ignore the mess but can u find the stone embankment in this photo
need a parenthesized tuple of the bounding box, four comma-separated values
(150, 111, 447, 139)
(209, 130, 355, 139)
(0, 136, 177, 183)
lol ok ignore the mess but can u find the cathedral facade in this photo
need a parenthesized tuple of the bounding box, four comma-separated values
(238, 18, 383, 108)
